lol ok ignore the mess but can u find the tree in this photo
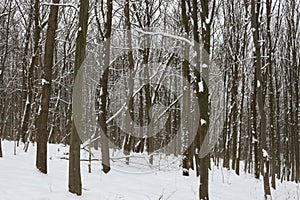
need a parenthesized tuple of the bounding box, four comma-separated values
(20, 0, 34, 145)
(265, 0, 276, 189)
(197, 0, 215, 199)
(69, 0, 89, 195)
(36, 0, 60, 174)
(250, 0, 271, 198)
(98, 0, 113, 174)
(181, 0, 193, 177)
(123, 0, 135, 165)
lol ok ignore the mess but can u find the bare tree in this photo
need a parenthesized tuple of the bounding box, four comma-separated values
(36, 0, 60, 174)
(69, 0, 89, 195)
(250, 0, 271, 198)
(98, 0, 113, 173)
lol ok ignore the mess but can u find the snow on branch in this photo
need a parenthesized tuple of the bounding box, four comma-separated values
(262, 149, 269, 159)
(0, 13, 9, 18)
(41, 3, 79, 12)
(135, 29, 194, 47)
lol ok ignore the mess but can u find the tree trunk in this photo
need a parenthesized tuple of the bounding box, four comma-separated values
(69, 0, 89, 195)
(266, 0, 276, 189)
(197, 0, 214, 199)
(0, 138, 2, 157)
(23, 0, 41, 152)
(250, 0, 271, 198)
(99, 0, 113, 173)
(181, 0, 192, 176)
(20, 0, 34, 144)
(122, 0, 135, 165)
(236, 64, 245, 175)
(36, 0, 59, 174)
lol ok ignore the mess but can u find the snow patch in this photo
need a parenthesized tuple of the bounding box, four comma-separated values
(257, 80, 261, 88)
(252, 136, 258, 143)
(199, 81, 204, 92)
(38, 105, 41, 115)
(42, 79, 49, 85)
(205, 17, 210, 24)
(25, 95, 30, 105)
(202, 64, 208, 68)
(262, 149, 269, 158)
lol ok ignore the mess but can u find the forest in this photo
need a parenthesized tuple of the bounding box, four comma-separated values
(0, 0, 299, 200)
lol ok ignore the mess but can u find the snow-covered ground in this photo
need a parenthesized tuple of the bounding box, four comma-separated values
(0, 141, 298, 200)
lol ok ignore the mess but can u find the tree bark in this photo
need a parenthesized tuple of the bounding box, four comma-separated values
(69, 0, 89, 195)
(36, 0, 59, 174)
(181, 0, 192, 176)
(266, 0, 276, 189)
(197, 0, 214, 199)
(20, 0, 34, 144)
(250, 0, 271, 198)
(99, 0, 113, 173)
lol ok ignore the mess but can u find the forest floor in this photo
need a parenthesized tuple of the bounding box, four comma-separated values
(0, 141, 299, 200)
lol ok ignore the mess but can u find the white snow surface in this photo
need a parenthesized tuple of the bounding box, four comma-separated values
(0, 141, 299, 200)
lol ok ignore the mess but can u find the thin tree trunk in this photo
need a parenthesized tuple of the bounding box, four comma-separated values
(266, 0, 276, 189)
(20, 0, 34, 144)
(236, 63, 245, 175)
(99, 0, 113, 173)
(181, 0, 192, 176)
(24, 5, 40, 150)
(0, 138, 2, 157)
(250, 0, 271, 198)
(143, 0, 154, 165)
(274, 65, 281, 179)
(123, 0, 134, 165)
(197, 0, 214, 199)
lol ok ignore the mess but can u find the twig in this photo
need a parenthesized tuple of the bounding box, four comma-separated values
(41, 3, 79, 12)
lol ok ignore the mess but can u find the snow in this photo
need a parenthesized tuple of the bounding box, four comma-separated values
(262, 149, 269, 158)
(135, 29, 193, 46)
(205, 17, 210, 24)
(202, 22, 207, 30)
(201, 119, 207, 126)
(0, 141, 299, 200)
(252, 136, 258, 143)
(199, 81, 204, 92)
(38, 105, 42, 115)
(257, 80, 261, 88)
(25, 95, 30, 105)
(42, 78, 50, 86)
